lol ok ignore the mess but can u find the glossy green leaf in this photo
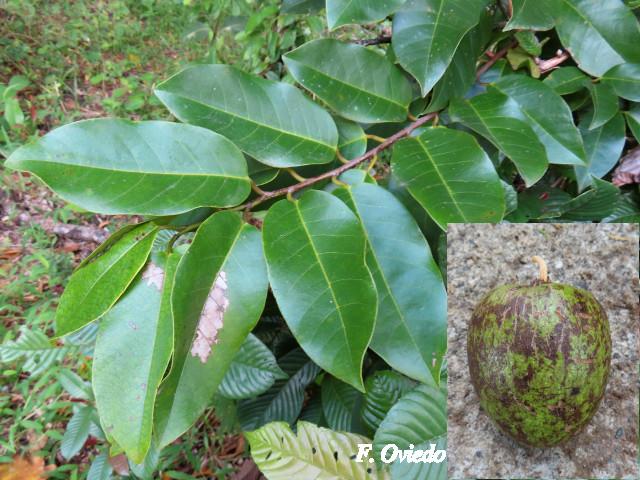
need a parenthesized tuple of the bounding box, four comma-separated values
(5, 119, 250, 215)
(625, 105, 640, 142)
(506, 184, 572, 221)
(284, 39, 412, 123)
(492, 76, 587, 165)
(502, 180, 518, 215)
(154, 211, 268, 448)
(392, 0, 488, 95)
(562, 177, 620, 220)
(282, 0, 324, 13)
(247, 157, 279, 186)
(373, 384, 447, 479)
(553, 0, 640, 77)
(218, 334, 287, 400)
(238, 349, 320, 430)
(389, 435, 447, 480)
(55, 223, 157, 337)
(392, 127, 505, 229)
(601, 63, 640, 102)
(326, 0, 407, 29)
(603, 194, 640, 222)
(263, 190, 377, 391)
(155, 65, 338, 168)
(575, 113, 626, 191)
(543, 67, 588, 95)
(336, 118, 367, 160)
(93, 252, 178, 463)
(321, 376, 362, 431)
(504, 0, 554, 30)
(247, 421, 389, 480)
(588, 83, 619, 130)
(361, 371, 415, 432)
(449, 92, 548, 186)
(334, 183, 446, 383)
(76, 223, 141, 270)
(61, 406, 93, 460)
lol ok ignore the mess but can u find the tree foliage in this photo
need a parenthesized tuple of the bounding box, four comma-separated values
(4, 0, 640, 477)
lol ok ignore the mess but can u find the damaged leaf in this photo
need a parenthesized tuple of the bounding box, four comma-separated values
(190, 271, 230, 363)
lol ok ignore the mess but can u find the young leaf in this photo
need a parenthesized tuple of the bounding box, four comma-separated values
(238, 349, 320, 430)
(246, 421, 390, 480)
(283, 39, 413, 123)
(575, 113, 626, 191)
(491, 76, 587, 166)
(542, 67, 588, 95)
(155, 65, 338, 168)
(154, 211, 268, 448)
(373, 384, 447, 478)
(321, 375, 362, 432)
(334, 183, 446, 384)
(361, 371, 416, 433)
(92, 252, 178, 463)
(326, 0, 407, 29)
(391, 127, 505, 229)
(601, 63, 640, 102)
(263, 190, 377, 391)
(55, 223, 157, 336)
(553, 0, 640, 76)
(449, 92, 549, 186)
(587, 83, 619, 130)
(218, 334, 288, 400)
(504, 0, 554, 31)
(61, 406, 93, 460)
(392, 0, 489, 95)
(5, 119, 250, 215)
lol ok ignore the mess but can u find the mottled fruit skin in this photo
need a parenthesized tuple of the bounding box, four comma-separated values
(467, 281, 611, 447)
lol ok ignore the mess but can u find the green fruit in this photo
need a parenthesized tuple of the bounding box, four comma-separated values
(467, 263, 611, 447)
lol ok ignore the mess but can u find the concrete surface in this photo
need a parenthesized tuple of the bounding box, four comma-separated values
(447, 223, 639, 479)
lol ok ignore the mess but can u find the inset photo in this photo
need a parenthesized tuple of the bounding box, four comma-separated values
(447, 223, 639, 479)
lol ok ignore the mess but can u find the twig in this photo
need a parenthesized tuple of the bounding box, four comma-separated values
(537, 50, 571, 74)
(476, 44, 513, 80)
(354, 35, 392, 46)
(234, 112, 438, 211)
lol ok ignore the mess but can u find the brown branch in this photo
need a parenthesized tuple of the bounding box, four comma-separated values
(236, 113, 438, 211)
(537, 50, 571, 74)
(476, 44, 513, 80)
(354, 35, 392, 46)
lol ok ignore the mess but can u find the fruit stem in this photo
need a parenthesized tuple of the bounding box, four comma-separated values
(531, 256, 548, 282)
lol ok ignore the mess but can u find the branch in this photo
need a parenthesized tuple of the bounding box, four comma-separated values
(536, 50, 571, 74)
(475, 44, 513, 80)
(354, 35, 392, 46)
(236, 112, 438, 211)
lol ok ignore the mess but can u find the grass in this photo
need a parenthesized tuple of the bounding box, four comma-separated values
(0, 0, 329, 477)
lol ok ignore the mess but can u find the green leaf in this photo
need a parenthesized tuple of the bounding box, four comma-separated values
(391, 127, 505, 229)
(603, 194, 640, 222)
(575, 113, 626, 191)
(336, 118, 367, 160)
(373, 384, 447, 478)
(55, 223, 157, 337)
(327, 0, 407, 29)
(492, 76, 587, 166)
(321, 376, 362, 431)
(449, 92, 549, 186)
(334, 183, 446, 384)
(562, 177, 620, 220)
(5, 119, 250, 215)
(361, 371, 415, 432)
(587, 83, 619, 130)
(0, 328, 73, 376)
(247, 157, 279, 186)
(61, 406, 93, 460)
(238, 349, 320, 430)
(625, 105, 640, 142)
(282, 0, 324, 13)
(284, 39, 413, 123)
(263, 190, 377, 391)
(506, 184, 572, 221)
(515, 31, 542, 56)
(389, 435, 447, 480)
(59, 369, 93, 400)
(543, 67, 588, 95)
(87, 451, 113, 480)
(93, 252, 178, 463)
(601, 63, 640, 102)
(218, 334, 287, 400)
(246, 421, 390, 480)
(392, 0, 489, 95)
(553, 0, 640, 77)
(504, 0, 554, 30)
(154, 211, 268, 448)
(155, 65, 338, 168)
(502, 180, 518, 215)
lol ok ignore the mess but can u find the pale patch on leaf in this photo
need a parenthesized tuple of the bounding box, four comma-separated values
(142, 262, 164, 291)
(191, 271, 229, 363)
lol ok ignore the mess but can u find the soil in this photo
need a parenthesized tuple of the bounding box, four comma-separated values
(446, 223, 639, 479)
